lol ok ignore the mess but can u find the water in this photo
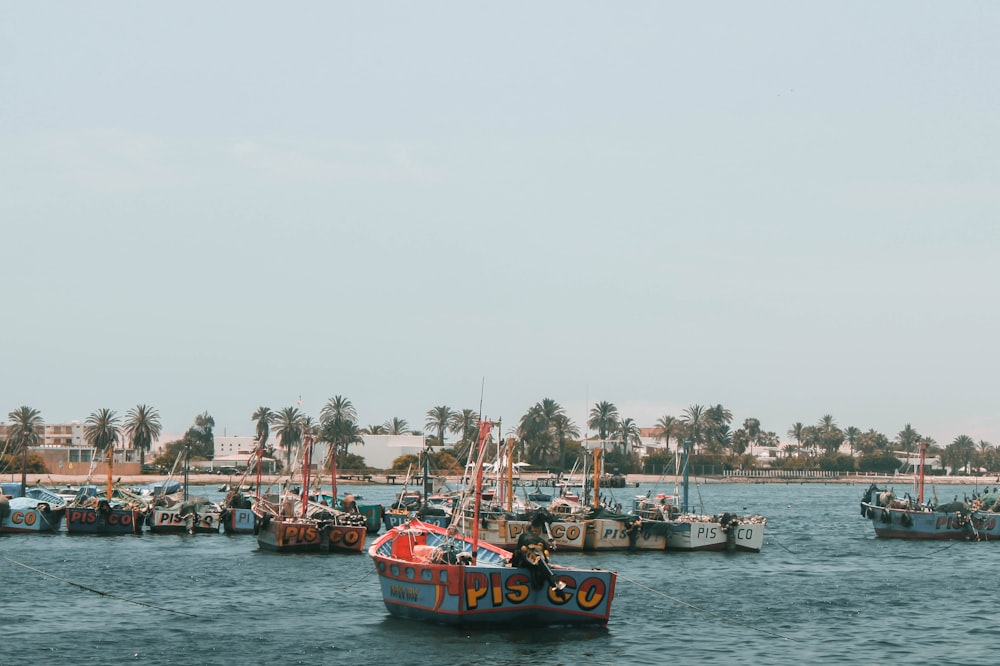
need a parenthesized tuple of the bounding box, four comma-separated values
(2, 481, 996, 665)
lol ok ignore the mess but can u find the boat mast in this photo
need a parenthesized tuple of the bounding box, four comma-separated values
(106, 441, 114, 501)
(505, 437, 514, 513)
(592, 447, 601, 510)
(682, 439, 691, 513)
(918, 440, 927, 504)
(301, 434, 313, 518)
(255, 441, 263, 501)
(183, 441, 190, 502)
(329, 441, 338, 506)
(470, 419, 494, 564)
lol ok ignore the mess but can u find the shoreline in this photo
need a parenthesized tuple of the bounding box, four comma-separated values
(8, 471, 997, 488)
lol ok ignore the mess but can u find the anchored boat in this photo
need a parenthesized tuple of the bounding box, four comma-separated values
(861, 441, 1000, 540)
(369, 420, 617, 627)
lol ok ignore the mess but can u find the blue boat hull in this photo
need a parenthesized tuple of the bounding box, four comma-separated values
(65, 506, 145, 534)
(863, 503, 1000, 540)
(369, 520, 616, 627)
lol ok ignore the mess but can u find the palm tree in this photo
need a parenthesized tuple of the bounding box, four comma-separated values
(588, 401, 619, 447)
(705, 404, 733, 452)
(519, 403, 555, 466)
(425, 405, 455, 447)
(85, 408, 122, 494)
(787, 422, 805, 455)
(655, 415, 681, 452)
(363, 424, 387, 435)
(742, 417, 762, 457)
(551, 412, 579, 472)
(6, 405, 43, 489)
(274, 406, 305, 470)
(252, 406, 276, 454)
(449, 408, 480, 465)
(321, 395, 357, 426)
(319, 395, 363, 463)
(816, 415, 843, 455)
(896, 424, 921, 456)
(946, 435, 977, 475)
(844, 426, 861, 457)
(383, 417, 410, 435)
(617, 417, 642, 456)
(124, 404, 162, 468)
(84, 408, 122, 456)
(681, 404, 707, 453)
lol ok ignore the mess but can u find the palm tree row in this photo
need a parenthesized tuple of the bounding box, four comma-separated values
(1, 404, 163, 475)
(7, 401, 996, 475)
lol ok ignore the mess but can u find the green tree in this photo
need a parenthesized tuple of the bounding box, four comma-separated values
(654, 415, 682, 453)
(844, 426, 861, 457)
(124, 404, 162, 467)
(383, 417, 410, 435)
(681, 404, 707, 453)
(320, 395, 363, 464)
(274, 406, 305, 470)
(588, 401, 619, 445)
(252, 406, 276, 454)
(944, 435, 976, 475)
(551, 412, 579, 472)
(183, 411, 216, 459)
(896, 424, 921, 456)
(6, 405, 43, 484)
(449, 408, 480, 465)
(787, 422, 805, 456)
(85, 408, 122, 460)
(705, 404, 733, 453)
(425, 405, 454, 447)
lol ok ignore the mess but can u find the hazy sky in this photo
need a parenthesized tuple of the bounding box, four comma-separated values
(2, 3, 998, 448)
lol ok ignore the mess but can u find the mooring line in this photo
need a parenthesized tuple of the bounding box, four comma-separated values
(617, 573, 796, 642)
(771, 538, 797, 555)
(2, 555, 199, 618)
(341, 567, 374, 590)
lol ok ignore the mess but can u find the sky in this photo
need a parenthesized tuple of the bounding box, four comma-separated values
(2, 3, 998, 448)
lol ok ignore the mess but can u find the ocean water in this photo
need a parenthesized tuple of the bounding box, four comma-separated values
(2, 480, 995, 665)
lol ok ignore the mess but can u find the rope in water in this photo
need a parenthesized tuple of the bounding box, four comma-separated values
(2, 555, 199, 617)
(617, 572, 797, 642)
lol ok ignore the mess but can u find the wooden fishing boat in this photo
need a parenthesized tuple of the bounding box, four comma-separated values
(369, 420, 617, 627)
(147, 446, 222, 534)
(148, 496, 222, 534)
(311, 491, 384, 534)
(219, 491, 256, 535)
(646, 441, 767, 552)
(65, 487, 148, 535)
(254, 495, 368, 553)
(252, 434, 368, 553)
(861, 442, 1000, 540)
(0, 486, 67, 534)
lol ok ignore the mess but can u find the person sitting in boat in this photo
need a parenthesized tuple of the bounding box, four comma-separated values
(511, 512, 565, 591)
(341, 494, 360, 514)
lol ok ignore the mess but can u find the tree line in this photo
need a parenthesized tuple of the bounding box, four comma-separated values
(3, 400, 994, 476)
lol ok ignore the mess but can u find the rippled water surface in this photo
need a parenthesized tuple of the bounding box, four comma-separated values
(3, 481, 996, 665)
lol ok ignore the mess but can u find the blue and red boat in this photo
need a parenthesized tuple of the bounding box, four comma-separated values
(368, 420, 617, 627)
(861, 442, 1000, 541)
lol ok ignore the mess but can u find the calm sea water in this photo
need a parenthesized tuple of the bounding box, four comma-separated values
(2, 480, 996, 665)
